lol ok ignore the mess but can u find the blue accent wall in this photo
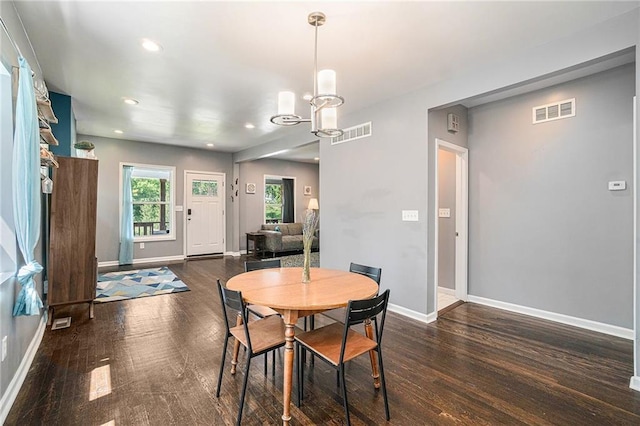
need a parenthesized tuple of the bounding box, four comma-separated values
(49, 92, 73, 156)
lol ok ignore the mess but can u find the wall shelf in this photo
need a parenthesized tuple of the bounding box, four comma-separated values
(39, 127, 59, 146)
(40, 156, 59, 168)
(37, 98, 58, 124)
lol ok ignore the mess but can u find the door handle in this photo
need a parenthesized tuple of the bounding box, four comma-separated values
(187, 208, 192, 215)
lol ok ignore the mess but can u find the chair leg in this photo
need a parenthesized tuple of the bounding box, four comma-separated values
(216, 337, 229, 397)
(339, 364, 351, 426)
(296, 343, 302, 407)
(237, 356, 252, 426)
(377, 348, 390, 421)
(264, 352, 267, 375)
(272, 349, 276, 376)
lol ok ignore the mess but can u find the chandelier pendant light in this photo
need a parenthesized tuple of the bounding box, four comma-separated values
(270, 12, 344, 138)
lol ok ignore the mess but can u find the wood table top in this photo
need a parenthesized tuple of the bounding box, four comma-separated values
(226, 267, 378, 311)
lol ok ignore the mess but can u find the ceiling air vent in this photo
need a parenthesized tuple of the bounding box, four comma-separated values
(532, 98, 575, 124)
(331, 121, 372, 145)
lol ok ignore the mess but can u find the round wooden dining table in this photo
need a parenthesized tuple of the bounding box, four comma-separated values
(226, 266, 379, 425)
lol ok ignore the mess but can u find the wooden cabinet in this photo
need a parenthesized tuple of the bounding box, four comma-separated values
(48, 156, 98, 322)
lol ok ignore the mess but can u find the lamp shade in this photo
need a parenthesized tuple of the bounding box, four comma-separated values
(277, 91, 296, 115)
(308, 198, 319, 210)
(320, 107, 337, 130)
(317, 69, 336, 95)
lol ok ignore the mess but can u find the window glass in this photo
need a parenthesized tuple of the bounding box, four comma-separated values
(192, 180, 218, 196)
(265, 182, 282, 223)
(122, 164, 175, 241)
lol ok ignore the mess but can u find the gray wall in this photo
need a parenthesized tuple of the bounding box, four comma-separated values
(238, 159, 319, 251)
(0, 1, 46, 416)
(438, 149, 456, 290)
(84, 135, 234, 262)
(468, 64, 635, 328)
(319, 10, 638, 321)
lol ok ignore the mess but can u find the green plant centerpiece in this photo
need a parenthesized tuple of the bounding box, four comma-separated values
(74, 140, 96, 159)
(73, 140, 95, 150)
(302, 208, 319, 283)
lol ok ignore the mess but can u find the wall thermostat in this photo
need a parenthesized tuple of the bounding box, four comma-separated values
(608, 181, 626, 191)
(447, 113, 459, 133)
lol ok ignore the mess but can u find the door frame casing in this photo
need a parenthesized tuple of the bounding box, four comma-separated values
(434, 139, 469, 312)
(183, 170, 226, 257)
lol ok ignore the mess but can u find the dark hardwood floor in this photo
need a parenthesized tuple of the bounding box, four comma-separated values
(6, 256, 640, 425)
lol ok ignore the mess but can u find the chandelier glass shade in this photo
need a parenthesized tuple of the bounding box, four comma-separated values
(270, 12, 344, 138)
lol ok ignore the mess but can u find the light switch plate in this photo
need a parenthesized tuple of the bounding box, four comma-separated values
(439, 208, 451, 218)
(402, 210, 419, 222)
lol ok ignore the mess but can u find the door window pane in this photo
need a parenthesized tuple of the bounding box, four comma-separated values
(192, 180, 218, 196)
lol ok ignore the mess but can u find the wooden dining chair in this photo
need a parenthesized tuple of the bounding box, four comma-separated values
(215, 279, 293, 426)
(322, 262, 382, 323)
(295, 289, 391, 425)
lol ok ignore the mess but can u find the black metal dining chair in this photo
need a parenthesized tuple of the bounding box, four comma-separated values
(244, 259, 282, 375)
(295, 289, 391, 425)
(215, 279, 293, 426)
(321, 262, 382, 323)
(244, 259, 281, 318)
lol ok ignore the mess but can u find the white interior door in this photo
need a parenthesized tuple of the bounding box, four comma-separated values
(186, 172, 224, 256)
(435, 139, 469, 312)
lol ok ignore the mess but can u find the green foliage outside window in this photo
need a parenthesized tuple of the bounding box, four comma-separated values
(131, 177, 171, 234)
(265, 183, 282, 222)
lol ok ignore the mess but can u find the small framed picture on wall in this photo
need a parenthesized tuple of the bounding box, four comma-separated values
(246, 183, 256, 194)
(303, 186, 312, 196)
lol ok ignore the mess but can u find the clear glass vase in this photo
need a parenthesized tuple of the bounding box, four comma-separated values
(302, 247, 311, 283)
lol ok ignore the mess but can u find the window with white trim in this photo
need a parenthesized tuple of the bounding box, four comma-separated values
(121, 164, 176, 242)
(0, 62, 17, 284)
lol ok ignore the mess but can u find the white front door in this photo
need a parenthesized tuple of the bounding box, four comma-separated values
(186, 172, 224, 256)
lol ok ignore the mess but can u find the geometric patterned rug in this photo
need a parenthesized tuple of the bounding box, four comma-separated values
(95, 266, 189, 303)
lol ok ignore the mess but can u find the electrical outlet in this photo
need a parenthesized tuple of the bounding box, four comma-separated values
(140, 242, 145, 249)
(2, 336, 7, 362)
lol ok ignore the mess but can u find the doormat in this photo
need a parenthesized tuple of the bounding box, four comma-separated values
(96, 267, 189, 303)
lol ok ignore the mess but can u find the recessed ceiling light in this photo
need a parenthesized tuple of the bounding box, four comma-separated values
(123, 98, 139, 105)
(314, 157, 319, 161)
(114, 129, 124, 134)
(302, 93, 313, 101)
(245, 123, 255, 129)
(141, 39, 162, 52)
(206, 143, 214, 147)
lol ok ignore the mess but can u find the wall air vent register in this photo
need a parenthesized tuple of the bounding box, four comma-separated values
(331, 122, 372, 145)
(532, 98, 575, 124)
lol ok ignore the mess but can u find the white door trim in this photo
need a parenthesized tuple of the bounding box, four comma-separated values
(183, 170, 226, 257)
(434, 139, 469, 313)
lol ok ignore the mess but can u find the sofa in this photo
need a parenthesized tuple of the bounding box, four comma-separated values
(260, 223, 319, 255)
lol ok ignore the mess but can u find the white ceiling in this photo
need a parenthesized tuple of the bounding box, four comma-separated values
(13, 1, 639, 161)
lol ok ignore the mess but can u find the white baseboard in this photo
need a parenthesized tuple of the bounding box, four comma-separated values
(0, 314, 47, 424)
(226, 251, 241, 257)
(98, 255, 185, 268)
(438, 286, 456, 296)
(630, 376, 640, 392)
(388, 303, 436, 324)
(467, 295, 634, 340)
